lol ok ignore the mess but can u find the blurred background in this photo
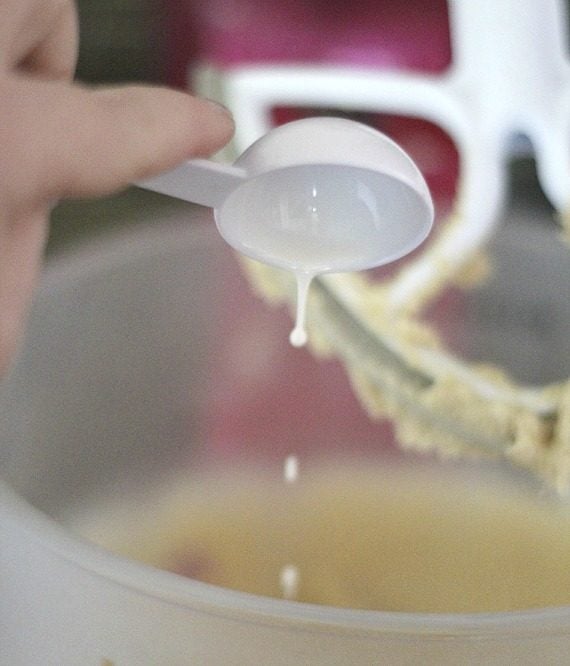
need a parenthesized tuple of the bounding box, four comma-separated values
(73, 0, 170, 85)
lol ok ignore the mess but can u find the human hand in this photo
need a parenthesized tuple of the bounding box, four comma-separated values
(0, 0, 234, 375)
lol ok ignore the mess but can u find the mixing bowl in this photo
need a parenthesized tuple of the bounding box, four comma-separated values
(2, 204, 570, 665)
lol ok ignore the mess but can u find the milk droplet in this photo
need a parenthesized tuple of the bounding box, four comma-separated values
(284, 454, 299, 483)
(280, 564, 300, 601)
(289, 272, 313, 348)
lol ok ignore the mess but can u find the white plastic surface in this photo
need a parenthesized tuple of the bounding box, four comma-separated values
(138, 118, 433, 275)
(137, 158, 246, 208)
(217, 118, 433, 272)
(138, 117, 434, 346)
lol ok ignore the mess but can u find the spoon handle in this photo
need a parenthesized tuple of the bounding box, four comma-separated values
(137, 159, 247, 208)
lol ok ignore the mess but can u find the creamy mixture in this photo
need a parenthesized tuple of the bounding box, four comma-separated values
(77, 463, 570, 614)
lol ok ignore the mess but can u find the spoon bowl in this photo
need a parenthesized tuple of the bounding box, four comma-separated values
(139, 117, 434, 274)
(221, 117, 433, 272)
(138, 117, 434, 344)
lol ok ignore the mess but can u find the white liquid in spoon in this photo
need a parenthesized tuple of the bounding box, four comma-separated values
(217, 165, 429, 348)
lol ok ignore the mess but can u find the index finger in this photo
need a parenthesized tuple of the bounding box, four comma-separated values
(1, 78, 235, 205)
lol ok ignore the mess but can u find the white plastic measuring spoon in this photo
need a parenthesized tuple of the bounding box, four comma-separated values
(138, 117, 434, 345)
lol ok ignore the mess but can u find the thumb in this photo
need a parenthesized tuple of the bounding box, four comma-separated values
(4, 79, 235, 204)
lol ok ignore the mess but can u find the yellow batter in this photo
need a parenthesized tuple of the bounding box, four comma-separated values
(79, 463, 570, 614)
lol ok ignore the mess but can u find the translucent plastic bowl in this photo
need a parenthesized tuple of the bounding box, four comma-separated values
(1, 207, 570, 665)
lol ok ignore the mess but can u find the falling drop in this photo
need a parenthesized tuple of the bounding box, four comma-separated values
(289, 272, 314, 347)
(280, 564, 300, 601)
(284, 454, 299, 484)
